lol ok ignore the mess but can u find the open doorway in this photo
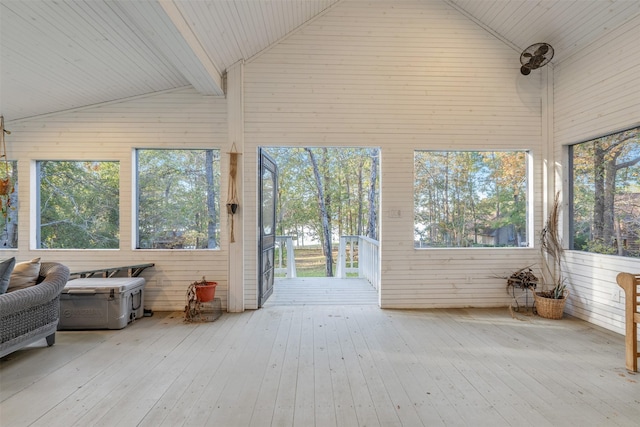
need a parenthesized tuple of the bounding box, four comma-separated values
(259, 147, 381, 306)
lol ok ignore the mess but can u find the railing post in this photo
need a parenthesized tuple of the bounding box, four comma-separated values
(337, 236, 347, 278)
(275, 236, 296, 278)
(286, 237, 296, 278)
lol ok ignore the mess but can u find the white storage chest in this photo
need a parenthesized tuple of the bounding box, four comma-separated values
(59, 277, 145, 330)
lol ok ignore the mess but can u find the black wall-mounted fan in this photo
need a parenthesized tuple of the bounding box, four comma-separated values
(520, 43, 554, 75)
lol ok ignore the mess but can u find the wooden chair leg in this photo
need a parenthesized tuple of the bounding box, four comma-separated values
(616, 273, 639, 372)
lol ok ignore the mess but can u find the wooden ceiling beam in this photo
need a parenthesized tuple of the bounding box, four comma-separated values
(115, 0, 224, 96)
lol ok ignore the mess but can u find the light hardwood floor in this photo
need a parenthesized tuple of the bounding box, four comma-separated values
(1, 295, 639, 426)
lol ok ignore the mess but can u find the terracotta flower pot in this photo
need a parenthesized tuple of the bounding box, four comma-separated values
(195, 281, 217, 302)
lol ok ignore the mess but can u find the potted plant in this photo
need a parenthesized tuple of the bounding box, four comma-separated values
(534, 192, 569, 319)
(184, 276, 218, 322)
(190, 276, 217, 302)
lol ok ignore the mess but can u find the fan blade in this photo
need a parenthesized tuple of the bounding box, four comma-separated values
(534, 45, 549, 56)
(530, 56, 544, 68)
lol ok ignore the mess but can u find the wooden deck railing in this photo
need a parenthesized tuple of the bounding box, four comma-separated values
(336, 235, 359, 278)
(275, 236, 297, 278)
(277, 235, 379, 289)
(616, 272, 640, 372)
(336, 235, 380, 290)
(358, 236, 380, 290)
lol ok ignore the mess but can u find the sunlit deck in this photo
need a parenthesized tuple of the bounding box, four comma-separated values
(267, 277, 379, 306)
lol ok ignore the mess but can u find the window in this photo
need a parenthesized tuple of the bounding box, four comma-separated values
(0, 160, 18, 248)
(136, 149, 220, 249)
(570, 126, 640, 257)
(414, 151, 529, 248)
(38, 161, 119, 249)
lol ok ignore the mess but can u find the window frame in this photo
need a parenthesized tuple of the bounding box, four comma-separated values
(567, 125, 640, 258)
(134, 148, 221, 251)
(35, 159, 120, 250)
(413, 149, 533, 250)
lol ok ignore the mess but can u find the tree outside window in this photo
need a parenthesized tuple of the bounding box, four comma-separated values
(136, 149, 220, 250)
(0, 160, 18, 248)
(38, 161, 119, 249)
(570, 127, 640, 257)
(414, 151, 529, 248)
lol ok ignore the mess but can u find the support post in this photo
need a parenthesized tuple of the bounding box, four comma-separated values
(227, 60, 245, 312)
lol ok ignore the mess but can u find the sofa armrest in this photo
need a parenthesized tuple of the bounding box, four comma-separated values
(0, 263, 70, 318)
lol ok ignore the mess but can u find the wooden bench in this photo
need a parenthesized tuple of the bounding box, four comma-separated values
(70, 263, 155, 279)
(616, 272, 640, 372)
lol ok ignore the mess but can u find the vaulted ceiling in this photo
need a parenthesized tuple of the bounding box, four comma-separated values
(1, 0, 639, 122)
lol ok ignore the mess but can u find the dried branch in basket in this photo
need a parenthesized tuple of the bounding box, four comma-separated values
(540, 192, 567, 299)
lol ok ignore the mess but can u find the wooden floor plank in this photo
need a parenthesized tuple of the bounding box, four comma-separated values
(158, 311, 261, 427)
(342, 307, 402, 426)
(0, 330, 111, 401)
(203, 308, 282, 426)
(312, 306, 339, 426)
(2, 305, 639, 427)
(292, 306, 316, 426)
(425, 310, 555, 425)
(269, 307, 303, 427)
(137, 312, 245, 426)
(331, 308, 380, 427)
(351, 307, 430, 426)
(248, 307, 295, 427)
(1, 313, 176, 427)
(67, 313, 208, 427)
(184, 309, 270, 426)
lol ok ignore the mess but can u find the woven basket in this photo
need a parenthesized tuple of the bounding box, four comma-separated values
(534, 290, 569, 319)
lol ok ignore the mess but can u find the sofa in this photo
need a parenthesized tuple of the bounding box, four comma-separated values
(0, 262, 70, 358)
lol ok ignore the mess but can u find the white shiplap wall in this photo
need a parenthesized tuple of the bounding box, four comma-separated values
(1, 87, 230, 311)
(243, 0, 546, 309)
(554, 14, 640, 334)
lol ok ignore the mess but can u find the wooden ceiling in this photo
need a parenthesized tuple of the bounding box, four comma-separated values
(1, 0, 639, 122)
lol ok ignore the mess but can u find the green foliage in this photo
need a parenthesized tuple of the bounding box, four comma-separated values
(414, 151, 528, 248)
(583, 239, 617, 255)
(266, 147, 379, 247)
(137, 149, 220, 249)
(39, 161, 119, 249)
(571, 126, 640, 258)
(37, 152, 221, 251)
(275, 247, 339, 277)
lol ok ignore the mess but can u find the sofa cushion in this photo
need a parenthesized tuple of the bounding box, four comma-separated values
(0, 257, 16, 294)
(8, 257, 42, 292)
